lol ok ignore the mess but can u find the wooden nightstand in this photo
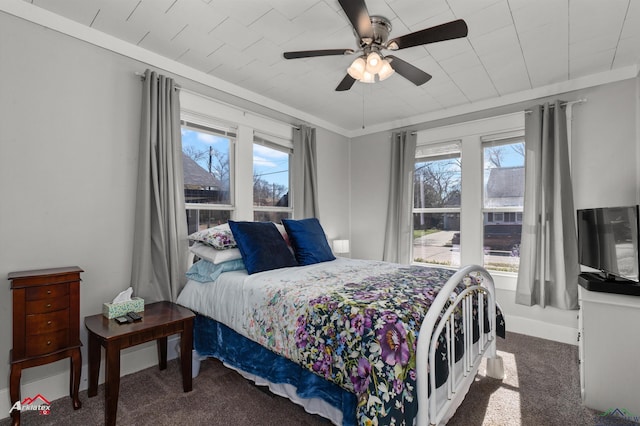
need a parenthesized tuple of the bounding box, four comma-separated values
(85, 301, 194, 426)
(8, 266, 83, 426)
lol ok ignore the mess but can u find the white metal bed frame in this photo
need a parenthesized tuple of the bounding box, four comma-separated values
(416, 264, 504, 425)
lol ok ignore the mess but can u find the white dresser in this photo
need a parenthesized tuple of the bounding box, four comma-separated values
(578, 284, 640, 413)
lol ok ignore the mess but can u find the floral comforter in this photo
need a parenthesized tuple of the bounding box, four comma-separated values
(243, 258, 505, 426)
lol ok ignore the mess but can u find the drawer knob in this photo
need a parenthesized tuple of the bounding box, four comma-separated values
(47, 341, 52, 346)
(46, 303, 52, 308)
(47, 321, 52, 325)
(47, 290, 52, 295)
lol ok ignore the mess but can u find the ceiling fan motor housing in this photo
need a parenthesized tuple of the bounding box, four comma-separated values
(362, 16, 391, 52)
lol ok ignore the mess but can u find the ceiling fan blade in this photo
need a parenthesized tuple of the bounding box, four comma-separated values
(338, 0, 373, 41)
(387, 19, 468, 50)
(335, 74, 356, 91)
(284, 49, 354, 59)
(386, 56, 432, 86)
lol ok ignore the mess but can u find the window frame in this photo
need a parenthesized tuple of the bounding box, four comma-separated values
(252, 133, 294, 221)
(412, 142, 462, 268)
(481, 137, 525, 274)
(181, 118, 236, 233)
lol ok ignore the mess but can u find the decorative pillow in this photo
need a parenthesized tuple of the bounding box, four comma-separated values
(186, 258, 246, 283)
(228, 221, 298, 274)
(282, 218, 336, 266)
(189, 242, 242, 264)
(188, 223, 236, 249)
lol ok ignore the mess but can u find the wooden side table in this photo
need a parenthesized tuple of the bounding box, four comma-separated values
(84, 301, 195, 426)
(8, 266, 83, 426)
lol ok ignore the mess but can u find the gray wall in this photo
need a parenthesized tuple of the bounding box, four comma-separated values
(350, 131, 391, 260)
(571, 79, 639, 209)
(1, 12, 143, 389)
(0, 10, 349, 411)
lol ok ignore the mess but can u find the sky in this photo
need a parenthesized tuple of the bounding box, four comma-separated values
(253, 144, 289, 188)
(181, 127, 289, 188)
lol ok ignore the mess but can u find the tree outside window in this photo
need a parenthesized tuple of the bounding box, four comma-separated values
(412, 151, 461, 267)
(253, 140, 292, 222)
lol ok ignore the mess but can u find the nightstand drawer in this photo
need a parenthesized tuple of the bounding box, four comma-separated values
(25, 329, 69, 357)
(26, 297, 69, 314)
(26, 283, 69, 301)
(26, 309, 69, 335)
(10, 270, 80, 287)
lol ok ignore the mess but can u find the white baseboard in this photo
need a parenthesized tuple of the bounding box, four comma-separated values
(504, 313, 579, 346)
(0, 335, 181, 421)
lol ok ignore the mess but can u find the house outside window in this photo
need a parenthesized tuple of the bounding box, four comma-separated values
(181, 121, 234, 234)
(412, 142, 461, 267)
(482, 139, 525, 273)
(253, 134, 292, 222)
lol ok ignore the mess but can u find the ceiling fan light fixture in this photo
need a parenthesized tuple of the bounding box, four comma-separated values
(378, 59, 395, 81)
(365, 52, 383, 74)
(361, 71, 375, 83)
(347, 57, 366, 80)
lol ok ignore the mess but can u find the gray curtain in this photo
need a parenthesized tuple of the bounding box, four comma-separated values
(516, 101, 579, 309)
(292, 124, 319, 218)
(383, 131, 417, 263)
(131, 69, 188, 303)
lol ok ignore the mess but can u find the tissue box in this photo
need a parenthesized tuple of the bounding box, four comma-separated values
(102, 297, 145, 319)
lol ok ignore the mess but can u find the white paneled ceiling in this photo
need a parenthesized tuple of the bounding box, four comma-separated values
(16, 0, 640, 134)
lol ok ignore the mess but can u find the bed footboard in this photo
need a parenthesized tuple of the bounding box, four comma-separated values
(416, 265, 504, 426)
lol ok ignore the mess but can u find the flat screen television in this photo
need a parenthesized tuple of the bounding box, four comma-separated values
(577, 205, 640, 282)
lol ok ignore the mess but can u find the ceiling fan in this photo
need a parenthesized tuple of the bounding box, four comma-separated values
(283, 0, 468, 91)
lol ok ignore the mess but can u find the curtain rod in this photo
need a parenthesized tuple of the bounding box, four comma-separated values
(525, 98, 587, 113)
(180, 85, 301, 131)
(135, 71, 301, 131)
(135, 71, 182, 89)
(409, 100, 585, 135)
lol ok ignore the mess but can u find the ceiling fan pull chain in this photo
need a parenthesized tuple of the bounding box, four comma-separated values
(362, 86, 365, 129)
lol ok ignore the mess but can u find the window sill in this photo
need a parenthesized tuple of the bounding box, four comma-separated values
(487, 270, 518, 291)
(413, 262, 518, 292)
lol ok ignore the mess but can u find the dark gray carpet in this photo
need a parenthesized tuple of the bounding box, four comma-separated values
(3, 332, 638, 425)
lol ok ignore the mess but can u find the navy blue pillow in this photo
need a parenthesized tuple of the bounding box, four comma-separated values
(228, 221, 298, 274)
(282, 218, 336, 266)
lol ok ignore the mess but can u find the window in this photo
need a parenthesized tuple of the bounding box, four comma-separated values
(415, 113, 525, 286)
(482, 139, 525, 273)
(412, 142, 461, 267)
(180, 91, 297, 227)
(181, 121, 234, 234)
(253, 135, 292, 222)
